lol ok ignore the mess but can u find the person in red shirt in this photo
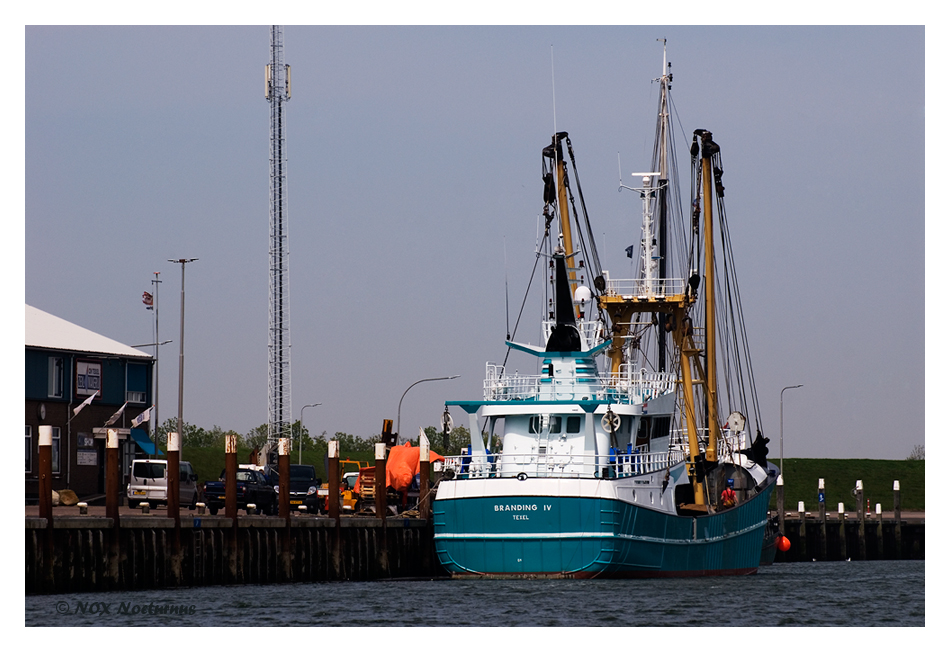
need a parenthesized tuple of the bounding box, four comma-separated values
(720, 478, 737, 508)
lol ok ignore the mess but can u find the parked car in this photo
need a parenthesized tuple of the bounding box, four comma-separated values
(268, 464, 324, 512)
(203, 468, 278, 515)
(127, 459, 200, 510)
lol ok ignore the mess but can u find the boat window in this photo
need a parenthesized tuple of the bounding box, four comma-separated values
(566, 416, 581, 433)
(529, 416, 542, 434)
(637, 418, 651, 441)
(651, 416, 671, 440)
(549, 417, 562, 434)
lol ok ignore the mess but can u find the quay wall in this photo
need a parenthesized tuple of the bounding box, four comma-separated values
(774, 515, 924, 563)
(26, 515, 445, 595)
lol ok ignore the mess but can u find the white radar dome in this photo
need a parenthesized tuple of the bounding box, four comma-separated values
(574, 285, 592, 304)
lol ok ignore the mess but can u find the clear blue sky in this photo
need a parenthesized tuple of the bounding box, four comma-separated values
(16, 20, 932, 460)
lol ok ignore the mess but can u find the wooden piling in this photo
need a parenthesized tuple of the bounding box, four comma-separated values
(797, 501, 806, 558)
(894, 480, 902, 560)
(278, 438, 292, 580)
(856, 480, 866, 561)
(818, 478, 827, 561)
(106, 428, 121, 590)
(38, 426, 54, 592)
(776, 474, 785, 537)
(876, 503, 884, 559)
(838, 503, 847, 560)
(167, 430, 182, 584)
(374, 442, 389, 574)
(374, 443, 387, 517)
(225, 434, 238, 582)
(328, 440, 341, 578)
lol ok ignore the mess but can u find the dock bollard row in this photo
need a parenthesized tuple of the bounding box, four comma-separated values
(773, 476, 921, 562)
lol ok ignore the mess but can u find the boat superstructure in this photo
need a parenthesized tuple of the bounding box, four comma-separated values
(433, 44, 777, 577)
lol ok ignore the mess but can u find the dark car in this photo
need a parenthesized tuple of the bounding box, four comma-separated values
(203, 468, 278, 515)
(267, 464, 323, 512)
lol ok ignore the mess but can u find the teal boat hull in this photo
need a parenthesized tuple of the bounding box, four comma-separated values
(434, 479, 775, 578)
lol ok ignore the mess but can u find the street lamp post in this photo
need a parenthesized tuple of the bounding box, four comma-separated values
(299, 403, 321, 464)
(168, 258, 198, 449)
(397, 375, 460, 444)
(780, 384, 803, 478)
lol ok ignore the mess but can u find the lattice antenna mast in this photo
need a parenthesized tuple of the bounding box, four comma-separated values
(266, 26, 292, 445)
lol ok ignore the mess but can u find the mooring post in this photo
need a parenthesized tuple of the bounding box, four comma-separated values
(419, 430, 431, 522)
(328, 440, 341, 579)
(776, 474, 785, 548)
(838, 502, 847, 560)
(225, 433, 238, 581)
(328, 441, 340, 521)
(278, 437, 292, 581)
(419, 430, 432, 576)
(797, 501, 806, 559)
(818, 478, 827, 561)
(855, 480, 866, 560)
(167, 430, 182, 585)
(375, 442, 387, 518)
(106, 428, 121, 589)
(893, 480, 902, 560)
(278, 438, 290, 519)
(225, 434, 237, 519)
(375, 442, 390, 576)
(38, 425, 54, 590)
(875, 503, 884, 559)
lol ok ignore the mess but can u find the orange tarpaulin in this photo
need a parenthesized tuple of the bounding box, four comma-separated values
(386, 441, 445, 492)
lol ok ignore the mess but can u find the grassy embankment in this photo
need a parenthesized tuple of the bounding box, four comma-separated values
(181, 445, 372, 485)
(771, 458, 924, 512)
(179, 448, 925, 512)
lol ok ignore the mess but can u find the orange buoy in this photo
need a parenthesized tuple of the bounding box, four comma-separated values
(777, 535, 791, 552)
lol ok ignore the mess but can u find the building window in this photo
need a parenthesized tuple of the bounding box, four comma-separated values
(48, 357, 64, 398)
(25, 426, 31, 473)
(126, 362, 148, 404)
(51, 426, 61, 474)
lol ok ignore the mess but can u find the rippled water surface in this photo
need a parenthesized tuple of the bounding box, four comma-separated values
(25, 560, 924, 627)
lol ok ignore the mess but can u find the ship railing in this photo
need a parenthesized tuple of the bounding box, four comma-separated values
(441, 449, 686, 481)
(483, 363, 677, 403)
(541, 319, 605, 350)
(601, 277, 687, 299)
(669, 428, 748, 458)
(602, 367, 678, 403)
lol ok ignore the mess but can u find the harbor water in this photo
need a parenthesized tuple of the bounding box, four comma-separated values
(25, 559, 924, 627)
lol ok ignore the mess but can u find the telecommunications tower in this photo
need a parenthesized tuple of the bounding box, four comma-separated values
(266, 26, 292, 447)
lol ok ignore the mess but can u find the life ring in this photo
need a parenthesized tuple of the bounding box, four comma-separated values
(601, 411, 621, 433)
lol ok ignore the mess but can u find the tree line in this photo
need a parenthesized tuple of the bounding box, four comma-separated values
(153, 418, 482, 457)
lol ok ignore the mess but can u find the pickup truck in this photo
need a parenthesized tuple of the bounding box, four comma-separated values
(203, 468, 278, 515)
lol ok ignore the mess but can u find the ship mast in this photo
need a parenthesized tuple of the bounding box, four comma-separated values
(654, 40, 671, 371)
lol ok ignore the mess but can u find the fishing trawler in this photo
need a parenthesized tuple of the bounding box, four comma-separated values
(432, 45, 778, 577)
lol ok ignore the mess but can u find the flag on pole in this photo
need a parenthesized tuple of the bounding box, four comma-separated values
(142, 291, 153, 310)
(104, 402, 128, 427)
(72, 390, 99, 416)
(625, 245, 635, 258)
(131, 406, 152, 428)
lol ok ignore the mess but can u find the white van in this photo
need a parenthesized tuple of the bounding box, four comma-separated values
(126, 459, 199, 509)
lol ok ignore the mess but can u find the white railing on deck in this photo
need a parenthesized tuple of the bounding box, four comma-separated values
(603, 277, 687, 299)
(541, 319, 604, 351)
(441, 449, 687, 481)
(670, 428, 748, 458)
(484, 363, 677, 403)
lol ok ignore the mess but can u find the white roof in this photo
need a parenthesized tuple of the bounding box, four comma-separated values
(25, 304, 152, 359)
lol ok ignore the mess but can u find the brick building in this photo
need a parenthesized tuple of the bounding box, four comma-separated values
(25, 304, 156, 501)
